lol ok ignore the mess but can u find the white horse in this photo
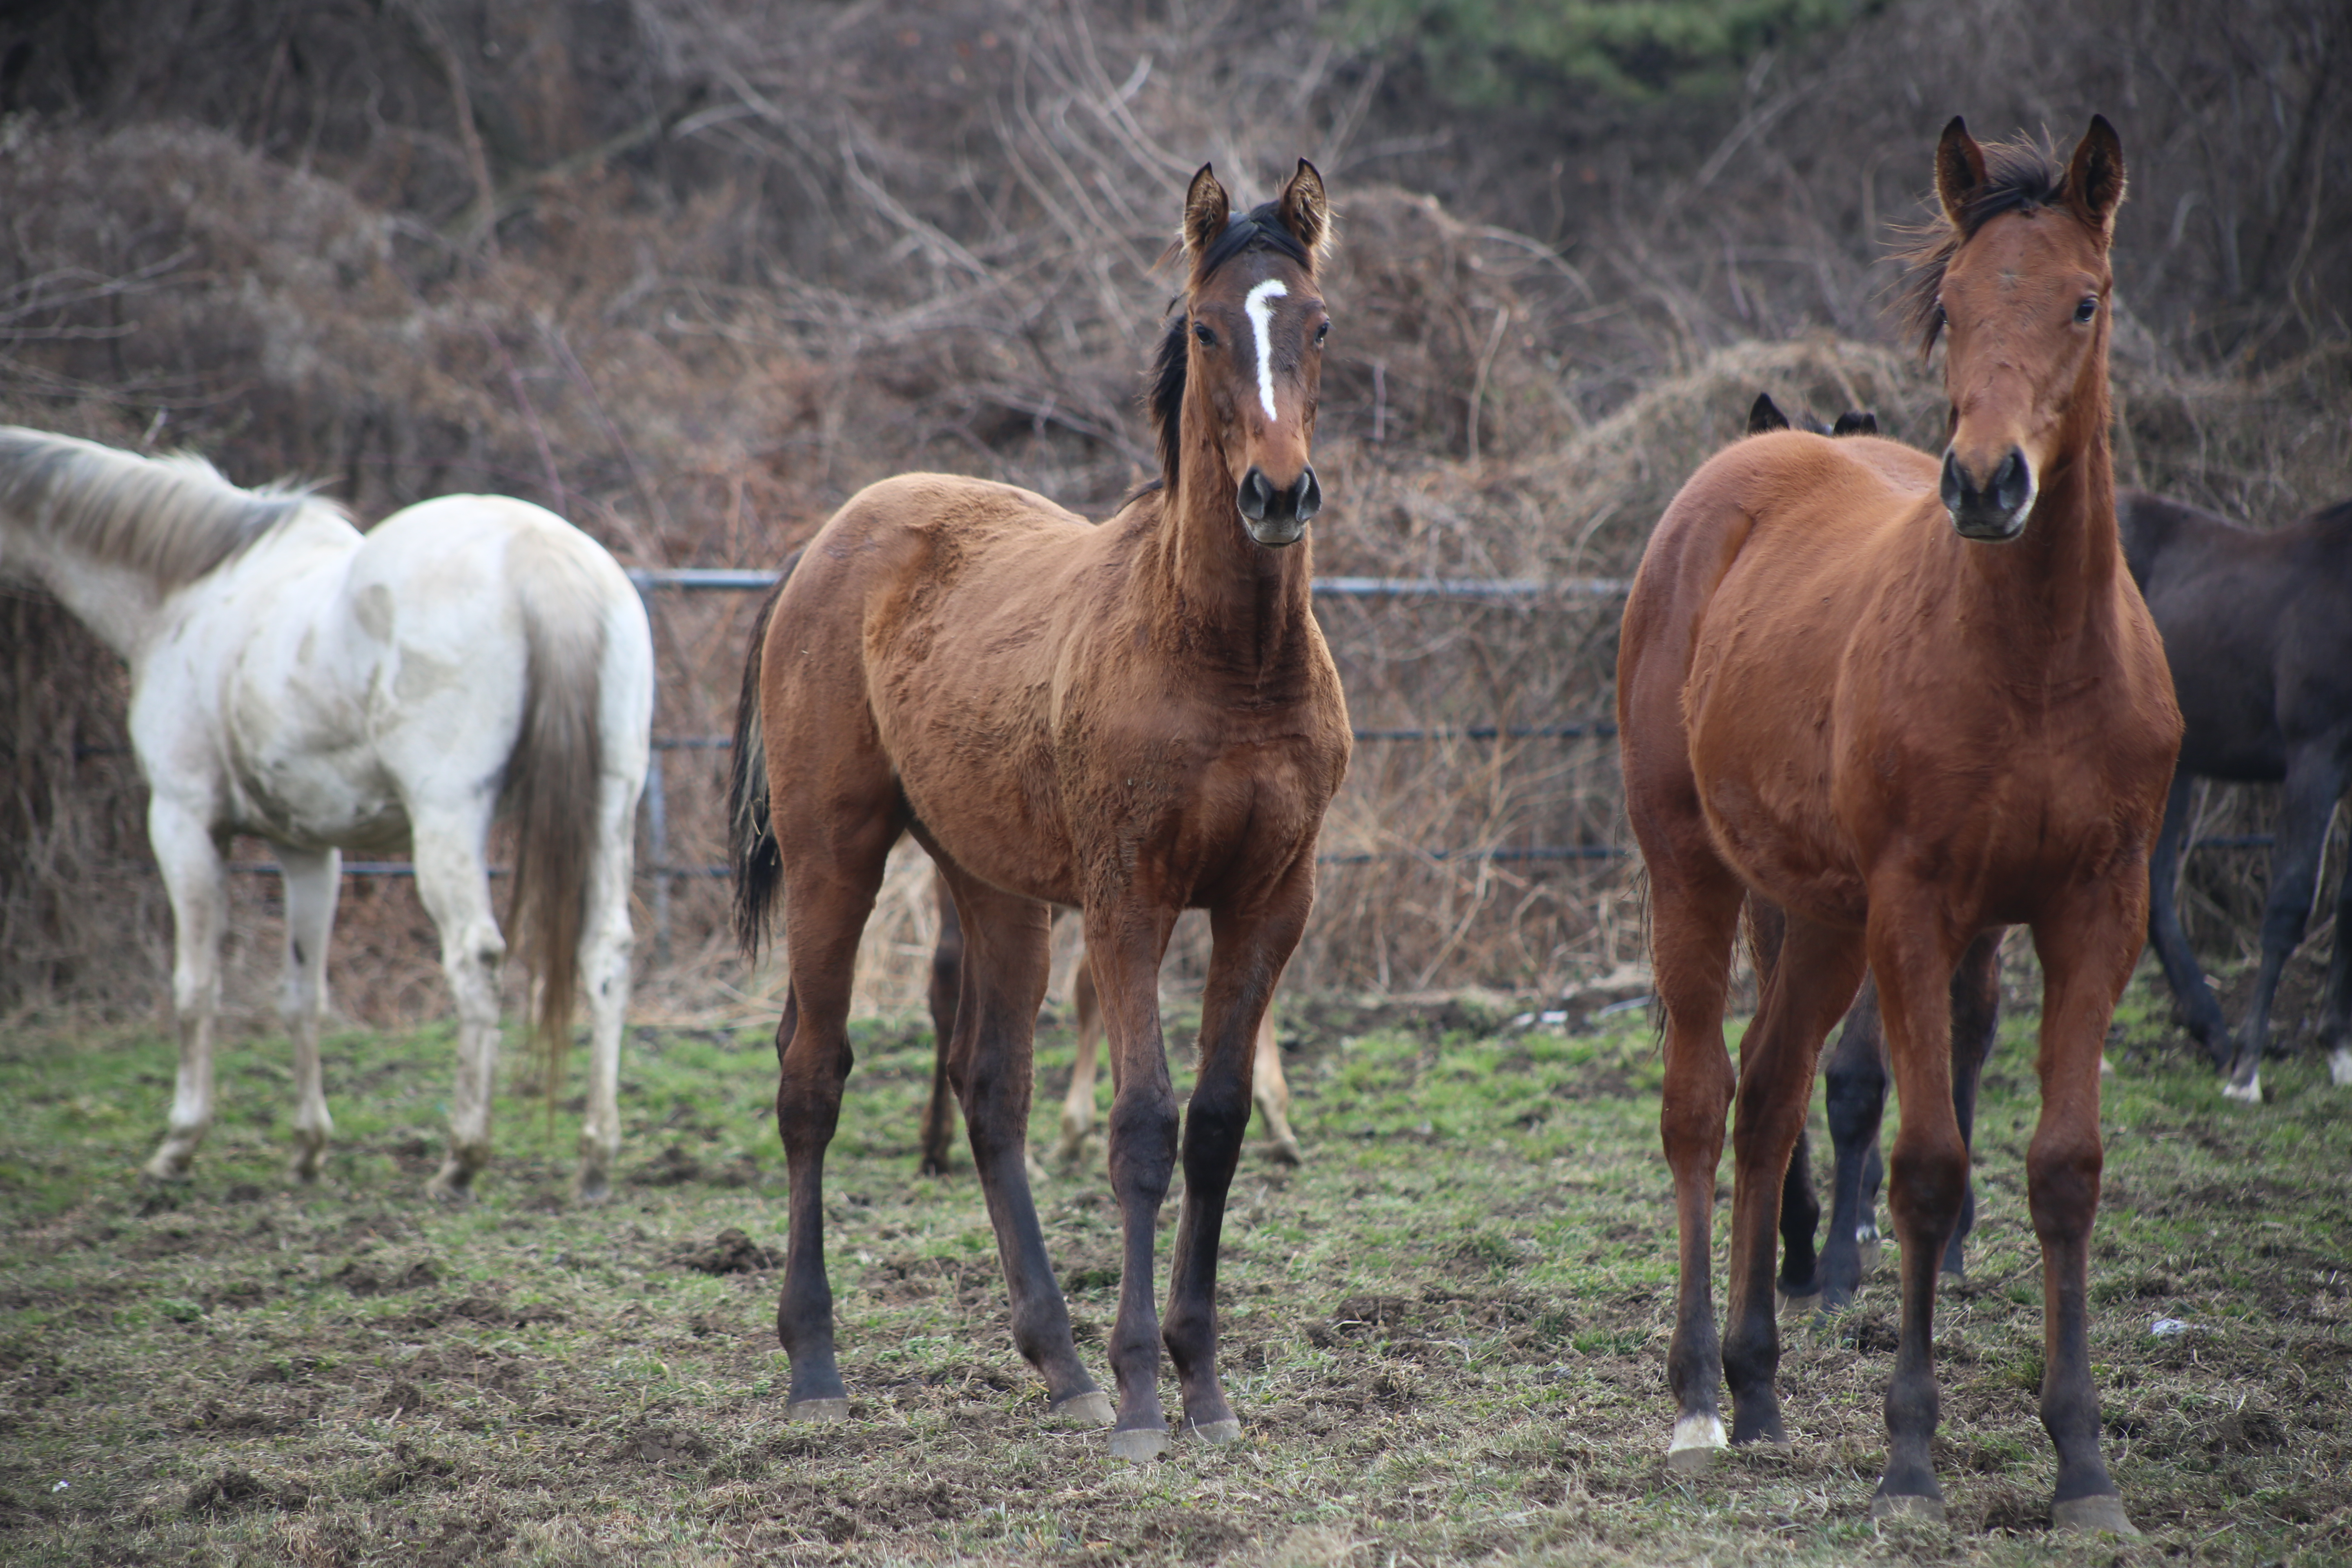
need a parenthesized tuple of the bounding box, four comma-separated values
(0, 427, 652, 1201)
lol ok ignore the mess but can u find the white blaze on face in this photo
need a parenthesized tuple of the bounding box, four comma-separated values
(1244, 278, 1288, 423)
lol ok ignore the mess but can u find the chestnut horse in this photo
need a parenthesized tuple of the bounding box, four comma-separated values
(1617, 118, 2178, 1531)
(731, 163, 1348, 1459)
(916, 882, 1303, 1174)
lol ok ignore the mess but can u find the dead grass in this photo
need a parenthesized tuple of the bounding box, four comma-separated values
(3, 0, 2348, 1027)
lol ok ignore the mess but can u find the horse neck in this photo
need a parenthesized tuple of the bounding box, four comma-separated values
(1145, 408, 1320, 685)
(7, 532, 168, 661)
(1958, 363, 2123, 651)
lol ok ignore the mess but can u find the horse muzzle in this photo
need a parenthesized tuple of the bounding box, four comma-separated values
(1940, 446, 2035, 541)
(1237, 465, 1320, 547)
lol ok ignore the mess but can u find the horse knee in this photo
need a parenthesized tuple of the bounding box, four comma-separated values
(2025, 1133, 2103, 1243)
(1108, 1086, 1180, 1200)
(1888, 1140, 1969, 1232)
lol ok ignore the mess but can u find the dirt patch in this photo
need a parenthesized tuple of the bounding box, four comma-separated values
(671, 1228, 781, 1275)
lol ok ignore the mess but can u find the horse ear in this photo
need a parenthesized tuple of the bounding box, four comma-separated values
(1182, 164, 1230, 265)
(1934, 115, 1987, 228)
(2065, 114, 2127, 236)
(1276, 159, 1331, 262)
(1832, 410, 1879, 437)
(1747, 393, 1791, 434)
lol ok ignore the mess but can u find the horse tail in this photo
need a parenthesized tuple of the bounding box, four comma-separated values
(729, 550, 801, 957)
(505, 528, 608, 1104)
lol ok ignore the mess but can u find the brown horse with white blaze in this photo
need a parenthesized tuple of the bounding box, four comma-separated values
(731, 162, 1349, 1459)
(1617, 117, 2178, 1531)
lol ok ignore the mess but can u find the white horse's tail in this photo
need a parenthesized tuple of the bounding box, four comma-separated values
(504, 529, 607, 1101)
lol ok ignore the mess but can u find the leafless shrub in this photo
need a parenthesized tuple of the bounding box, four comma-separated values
(1, 0, 2345, 1031)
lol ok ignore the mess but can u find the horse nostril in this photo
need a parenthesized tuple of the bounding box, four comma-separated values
(1939, 449, 1968, 514)
(1293, 467, 1321, 523)
(1993, 449, 2031, 513)
(1237, 469, 1274, 521)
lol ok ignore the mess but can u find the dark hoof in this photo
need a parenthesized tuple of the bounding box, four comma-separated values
(1778, 1287, 1821, 1319)
(1869, 1491, 1945, 1524)
(2051, 1494, 2138, 1536)
(1050, 1390, 1114, 1428)
(785, 1396, 851, 1422)
(1108, 1425, 1170, 1461)
(1188, 1417, 1243, 1444)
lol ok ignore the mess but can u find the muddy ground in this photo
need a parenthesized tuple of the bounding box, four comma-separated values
(1, 967, 2347, 1566)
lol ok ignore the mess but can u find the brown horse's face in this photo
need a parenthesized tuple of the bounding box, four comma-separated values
(1180, 163, 1332, 548)
(1931, 117, 2125, 541)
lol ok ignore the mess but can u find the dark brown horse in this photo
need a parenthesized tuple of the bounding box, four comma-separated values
(1745, 392, 1878, 438)
(1617, 117, 2178, 1531)
(731, 162, 1349, 1460)
(2129, 489, 2352, 1100)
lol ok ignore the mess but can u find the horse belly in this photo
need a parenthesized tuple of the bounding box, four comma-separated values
(1687, 638, 1866, 924)
(222, 636, 408, 852)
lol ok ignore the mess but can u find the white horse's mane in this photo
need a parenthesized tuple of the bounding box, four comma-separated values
(0, 425, 344, 587)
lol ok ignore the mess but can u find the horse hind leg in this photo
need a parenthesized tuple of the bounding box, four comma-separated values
(1722, 917, 1866, 1446)
(1250, 1011, 1303, 1165)
(2323, 815, 2352, 1086)
(1816, 981, 1889, 1311)
(2225, 748, 2351, 1102)
(1941, 929, 2003, 1279)
(1642, 858, 1745, 1472)
(770, 813, 897, 1421)
(409, 799, 506, 1201)
(143, 803, 230, 1182)
(917, 870, 962, 1176)
(935, 866, 1110, 1428)
(571, 760, 640, 1206)
(275, 846, 341, 1183)
(1055, 940, 1105, 1168)
(2146, 772, 2228, 1061)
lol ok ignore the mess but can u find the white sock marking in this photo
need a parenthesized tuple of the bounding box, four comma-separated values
(1245, 278, 1288, 423)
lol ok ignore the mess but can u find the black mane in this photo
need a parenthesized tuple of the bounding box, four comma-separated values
(1898, 137, 2072, 356)
(1143, 200, 1314, 492)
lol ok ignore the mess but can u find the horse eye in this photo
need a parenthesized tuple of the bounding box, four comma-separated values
(1313, 321, 1330, 347)
(1193, 322, 1216, 347)
(2074, 295, 2099, 323)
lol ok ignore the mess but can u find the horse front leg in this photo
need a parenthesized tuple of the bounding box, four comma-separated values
(1817, 982, 1888, 1310)
(1723, 916, 1866, 1445)
(935, 870, 1108, 1425)
(2029, 891, 2143, 1535)
(1865, 903, 1970, 1522)
(274, 845, 341, 1183)
(1163, 881, 1309, 1443)
(2224, 748, 2350, 1101)
(143, 802, 230, 1182)
(1087, 898, 1182, 1460)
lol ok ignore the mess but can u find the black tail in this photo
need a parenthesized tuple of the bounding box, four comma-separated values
(728, 551, 801, 957)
